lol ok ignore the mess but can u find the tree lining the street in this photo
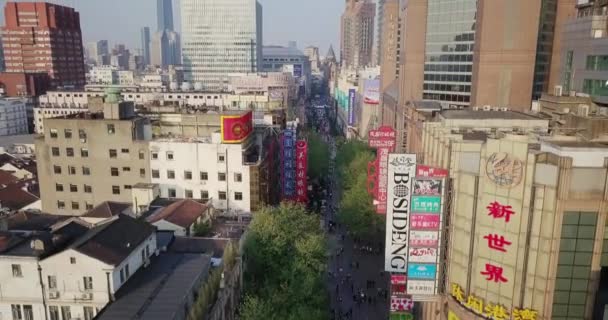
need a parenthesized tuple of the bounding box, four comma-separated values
(336, 141, 384, 238)
(306, 131, 330, 182)
(239, 203, 329, 320)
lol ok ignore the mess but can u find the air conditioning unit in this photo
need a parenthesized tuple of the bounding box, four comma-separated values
(500, 107, 509, 112)
(554, 85, 563, 96)
(81, 292, 93, 300)
(49, 291, 60, 299)
(483, 105, 491, 111)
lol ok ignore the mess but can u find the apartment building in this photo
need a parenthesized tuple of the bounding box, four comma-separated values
(0, 98, 29, 136)
(341, 0, 376, 69)
(35, 90, 152, 215)
(0, 213, 156, 320)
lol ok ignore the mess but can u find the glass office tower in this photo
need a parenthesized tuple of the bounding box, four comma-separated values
(181, 0, 263, 91)
(422, 0, 477, 107)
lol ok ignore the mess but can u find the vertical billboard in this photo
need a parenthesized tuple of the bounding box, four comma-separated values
(348, 88, 356, 126)
(406, 165, 448, 300)
(363, 79, 380, 105)
(367, 126, 397, 214)
(295, 140, 308, 203)
(281, 128, 297, 199)
(384, 154, 416, 273)
(293, 64, 303, 77)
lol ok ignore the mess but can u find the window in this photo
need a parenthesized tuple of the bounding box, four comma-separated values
(235, 192, 243, 201)
(71, 202, 79, 210)
(57, 201, 65, 209)
(55, 184, 63, 192)
(167, 170, 175, 179)
(185, 189, 193, 198)
(235, 173, 242, 182)
(82, 167, 91, 175)
(79, 129, 87, 141)
(200, 172, 208, 180)
(48, 275, 57, 290)
(22, 305, 32, 320)
(12, 264, 22, 277)
(64, 129, 72, 139)
(168, 188, 176, 198)
(219, 191, 227, 200)
(201, 190, 209, 200)
(51, 147, 60, 156)
(112, 186, 120, 195)
(151, 152, 158, 160)
(140, 168, 146, 178)
(84, 185, 92, 193)
(121, 148, 129, 154)
(123, 167, 131, 172)
(69, 184, 77, 192)
(66, 147, 74, 157)
(166, 151, 174, 160)
(111, 167, 119, 176)
(49, 306, 59, 320)
(120, 269, 125, 283)
(218, 173, 226, 181)
(218, 154, 225, 162)
(152, 170, 160, 178)
(139, 150, 145, 160)
(107, 124, 115, 134)
(81, 148, 89, 157)
(86, 203, 93, 210)
(83, 306, 94, 320)
(11, 304, 22, 320)
(68, 166, 76, 175)
(70, 257, 76, 264)
(83, 276, 93, 290)
(124, 185, 132, 190)
(50, 128, 58, 138)
(60, 306, 71, 320)
(125, 264, 130, 278)
(53, 165, 61, 174)
(109, 149, 117, 158)
(185, 171, 192, 180)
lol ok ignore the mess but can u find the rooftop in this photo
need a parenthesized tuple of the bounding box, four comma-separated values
(263, 45, 306, 57)
(82, 201, 131, 219)
(96, 253, 211, 320)
(0, 135, 35, 147)
(5, 211, 69, 231)
(545, 140, 608, 149)
(440, 110, 542, 120)
(71, 215, 155, 266)
(147, 199, 209, 229)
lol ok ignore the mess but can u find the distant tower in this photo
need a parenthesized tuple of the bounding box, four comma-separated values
(141, 27, 151, 65)
(340, 0, 375, 69)
(151, 0, 180, 67)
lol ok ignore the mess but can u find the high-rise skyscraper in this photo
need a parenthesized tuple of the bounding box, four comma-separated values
(157, 0, 174, 31)
(141, 27, 151, 66)
(87, 40, 109, 66)
(396, 0, 573, 111)
(181, 0, 263, 90)
(1, 2, 85, 87)
(340, 0, 376, 69)
(372, 0, 386, 66)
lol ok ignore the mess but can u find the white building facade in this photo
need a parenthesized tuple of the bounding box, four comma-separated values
(0, 98, 29, 136)
(34, 92, 96, 133)
(149, 134, 252, 213)
(181, 0, 263, 90)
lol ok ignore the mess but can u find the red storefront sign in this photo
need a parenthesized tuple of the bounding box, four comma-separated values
(416, 165, 449, 178)
(295, 140, 308, 203)
(367, 126, 396, 214)
(410, 214, 440, 230)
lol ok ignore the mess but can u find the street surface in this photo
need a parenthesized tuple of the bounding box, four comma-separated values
(307, 97, 389, 320)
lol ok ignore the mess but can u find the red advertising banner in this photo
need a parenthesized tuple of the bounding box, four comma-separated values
(416, 165, 449, 178)
(368, 126, 397, 214)
(221, 111, 253, 143)
(410, 214, 441, 230)
(295, 140, 308, 203)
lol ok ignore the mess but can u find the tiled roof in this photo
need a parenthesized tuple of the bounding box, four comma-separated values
(0, 169, 18, 185)
(73, 215, 155, 266)
(82, 201, 131, 218)
(0, 183, 39, 211)
(7, 211, 69, 231)
(147, 199, 208, 228)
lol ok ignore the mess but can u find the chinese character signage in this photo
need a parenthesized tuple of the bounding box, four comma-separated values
(478, 200, 514, 284)
(295, 140, 308, 203)
(407, 247, 437, 263)
(384, 154, 416, 273)
(413, 180, 442, 196)
(450, 283, 538, 320)
(390, 274, 414, 320)
(281, 129, 297, 199)
(411, 196, 441, 213)
(407, 264, 437, 280)
(410, 214, 440, 230)
(348, 88, 356, 126)
(407, 280, 436, 296)
(485, 152, 524, 188)
(367, 126, 396, 214)
(416, 165, 448, 178)
(409, 230, 439, 247)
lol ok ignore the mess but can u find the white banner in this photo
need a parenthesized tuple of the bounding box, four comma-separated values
(385, 154, 417, 272)
(408, 247, 438, 263)
(409, 230, 439, 247)
(407, 280, 436, 296)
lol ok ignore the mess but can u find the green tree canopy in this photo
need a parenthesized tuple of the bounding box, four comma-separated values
(239, 203, 329, 320)
(306, 132, 330, 181)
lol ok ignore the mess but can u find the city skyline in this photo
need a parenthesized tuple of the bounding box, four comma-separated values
(0, 0, 342, 55)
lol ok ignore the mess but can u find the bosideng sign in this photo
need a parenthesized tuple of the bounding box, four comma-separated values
(385, 154, 417, 273)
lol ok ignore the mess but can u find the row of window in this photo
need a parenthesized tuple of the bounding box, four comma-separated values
(151, 151, 225, 162)
(586, 55, 608, 71)
(165, 189, 243, 201)
(57, 201, 93, 211)
(49, 124, 117, 139)
(151, 170, 241, 182)
(55, 183, 93, 193)
(50, 147, 145, 160)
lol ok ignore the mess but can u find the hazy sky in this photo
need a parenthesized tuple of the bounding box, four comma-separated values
(0, 0, 342, 55)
